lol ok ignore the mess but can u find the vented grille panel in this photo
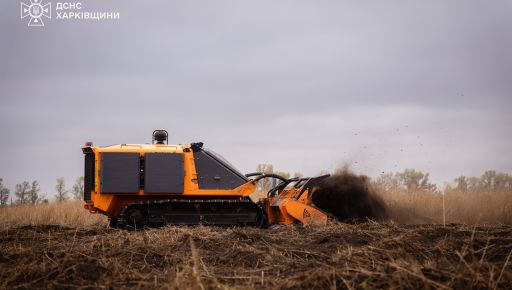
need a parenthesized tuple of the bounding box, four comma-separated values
(83, 153, 95, 201)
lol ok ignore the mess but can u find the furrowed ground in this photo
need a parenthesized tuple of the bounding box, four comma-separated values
(0, 202, 511, 289)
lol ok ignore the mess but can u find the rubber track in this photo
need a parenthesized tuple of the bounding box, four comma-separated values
(118, 198, 263, 228)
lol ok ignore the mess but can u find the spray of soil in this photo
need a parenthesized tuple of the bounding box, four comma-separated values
(312, 168, 389, 222)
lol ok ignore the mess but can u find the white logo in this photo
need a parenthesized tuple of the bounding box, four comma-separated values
(21, 0, 51, 27)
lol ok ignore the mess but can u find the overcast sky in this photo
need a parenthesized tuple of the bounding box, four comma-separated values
(1, 0, 511, 199)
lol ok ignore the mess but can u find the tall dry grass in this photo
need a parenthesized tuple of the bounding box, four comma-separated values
(0, 201, 107, 230)
(253, 187, 512, 225)
(380, 189, 512, 224)
(0, 189, 510, 230)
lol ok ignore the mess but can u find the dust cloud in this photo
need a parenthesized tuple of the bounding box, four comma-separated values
(312, 168, 388, 222)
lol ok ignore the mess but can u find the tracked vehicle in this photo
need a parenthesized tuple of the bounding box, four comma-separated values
(82, 130, 329, 228)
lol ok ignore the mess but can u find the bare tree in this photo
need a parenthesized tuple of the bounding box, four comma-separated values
(419, 173, 437, 192)
(0, 178, 9, 206)
(71, 177, 84, 200)
(467, 176, 481, 192)
(481, 170, 496, 193)
(55, 177, 68, 202)
(256, 164, 274, 173)
(494, 172, 512, 191)
(293, 172, 303, 179)
(374, 172, 400, 193)
(255, 164, 274, 192)
(15, 181, 31, 204)
(454, 176, 468, 192)
(254, 164, 293, 193)
(396, 169, 437, 192)
(28, 180, 41, 204)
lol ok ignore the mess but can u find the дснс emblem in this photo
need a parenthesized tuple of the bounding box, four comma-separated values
(21, 0, 51, 27)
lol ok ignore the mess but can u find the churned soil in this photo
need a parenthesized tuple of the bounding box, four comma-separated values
(1, 222, 511, 289)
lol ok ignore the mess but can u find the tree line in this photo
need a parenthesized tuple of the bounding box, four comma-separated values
(0, 177, 84, 206)
(253, 165, 512, 195)
(373, 169, 438, 193)
(1, 168, 510, 206)
(451, 170, 512, 193)
(373, 169, 512, 194)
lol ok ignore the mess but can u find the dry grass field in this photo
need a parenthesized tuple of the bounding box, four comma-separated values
(381, 189, 512, 225)
(1, 190, 511, 289)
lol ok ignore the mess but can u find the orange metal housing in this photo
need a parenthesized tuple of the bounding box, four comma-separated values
(262, 179, 328, 226)
(83, 143, 256, 218)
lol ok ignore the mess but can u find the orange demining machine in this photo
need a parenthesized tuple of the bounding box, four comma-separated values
(82, 130, 329, 228)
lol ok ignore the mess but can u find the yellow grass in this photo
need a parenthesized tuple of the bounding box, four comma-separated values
(0, 189, 510, 231)
(0, 201, 107, 230)
(253, 187, 512, 225)
(381, 189, 512, 224)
